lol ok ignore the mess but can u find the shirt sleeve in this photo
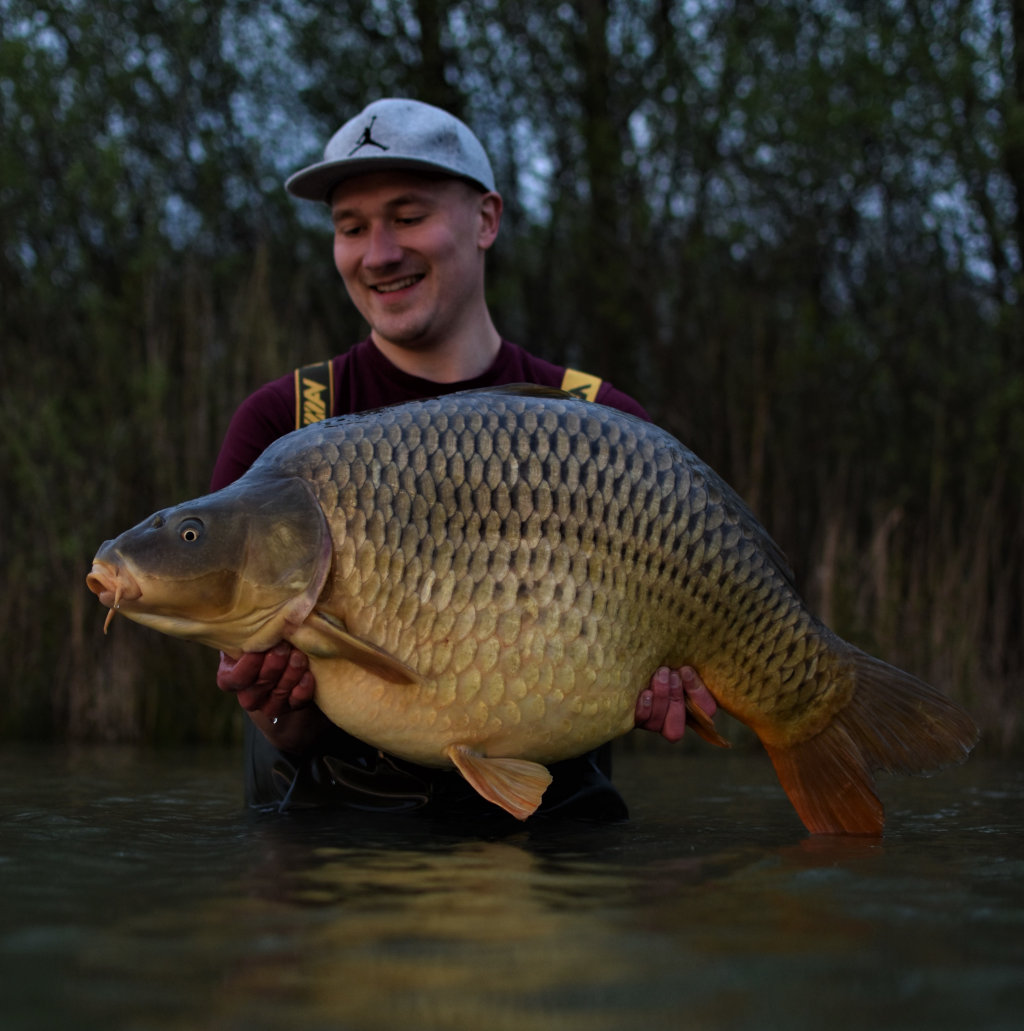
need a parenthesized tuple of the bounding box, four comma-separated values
(209, 377, 295, 491)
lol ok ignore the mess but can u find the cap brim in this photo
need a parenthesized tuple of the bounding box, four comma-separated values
(285, 156, 491, 203)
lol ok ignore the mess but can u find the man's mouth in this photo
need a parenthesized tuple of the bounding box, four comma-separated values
(372, 275, 423, 294)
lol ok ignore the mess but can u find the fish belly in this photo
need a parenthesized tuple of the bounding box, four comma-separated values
(309, 601, 662, 768)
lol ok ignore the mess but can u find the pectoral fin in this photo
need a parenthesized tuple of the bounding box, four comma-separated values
(288, 610, 422, 685)
(446, 744, 553, 820)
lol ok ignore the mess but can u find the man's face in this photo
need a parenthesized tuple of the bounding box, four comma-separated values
(329, 170, 501, 352)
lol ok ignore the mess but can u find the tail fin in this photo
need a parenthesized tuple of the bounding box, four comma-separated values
(762, 648, 978, 836)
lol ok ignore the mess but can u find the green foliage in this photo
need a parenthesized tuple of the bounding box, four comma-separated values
(1, 0, 1020, 748)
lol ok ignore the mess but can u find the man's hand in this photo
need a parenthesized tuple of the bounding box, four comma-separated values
(217, 643, 331, 754)
(216, 643, 315, 719)
(635, 666, 717, 743)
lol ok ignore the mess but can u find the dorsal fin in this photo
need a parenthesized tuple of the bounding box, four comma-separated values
(472, 383, 574, 401)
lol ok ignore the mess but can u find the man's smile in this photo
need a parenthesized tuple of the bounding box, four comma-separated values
(371, 274, 424, 294)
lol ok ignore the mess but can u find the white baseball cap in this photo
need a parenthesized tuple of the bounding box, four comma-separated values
(285, 98, 496, 203)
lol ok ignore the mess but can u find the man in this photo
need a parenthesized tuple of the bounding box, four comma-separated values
(213, 98, 717, 818)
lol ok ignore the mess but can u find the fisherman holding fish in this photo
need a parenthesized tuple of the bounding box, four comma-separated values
(88, 98, 976, 828)
(211, 98, 719, 817)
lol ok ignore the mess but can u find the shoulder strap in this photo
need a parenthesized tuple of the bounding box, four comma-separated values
(294, 359, 335, 429)
(559, 367, 603, 402)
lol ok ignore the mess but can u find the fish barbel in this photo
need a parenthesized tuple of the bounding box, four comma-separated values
(86, 387, 977, 832)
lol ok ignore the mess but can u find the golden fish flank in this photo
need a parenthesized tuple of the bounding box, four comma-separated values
(86, 387, 978, 833)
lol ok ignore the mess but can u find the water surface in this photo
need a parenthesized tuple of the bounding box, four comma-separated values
(2, 744, 1021, 1030)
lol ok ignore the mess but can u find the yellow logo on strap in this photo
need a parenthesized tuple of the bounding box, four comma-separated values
(560, 367, 603, 402)
(294, 359, 335, 428)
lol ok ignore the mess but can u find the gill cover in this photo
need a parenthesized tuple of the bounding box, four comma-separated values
(89, 475, 332, 653)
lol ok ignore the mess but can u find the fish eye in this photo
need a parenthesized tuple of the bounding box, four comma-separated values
(179, 518, 204, 543)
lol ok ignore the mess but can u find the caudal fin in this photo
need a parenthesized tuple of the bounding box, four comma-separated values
(762, 648, 978, 836)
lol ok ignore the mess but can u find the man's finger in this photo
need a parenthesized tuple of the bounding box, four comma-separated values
(288, 671, 317, 709)
(660, 669, 688, 742)
(646, 666, 672, 730)
(252, 643, 294, 687)
(216, 650, 265, 692)
(680, 666, 718, 718)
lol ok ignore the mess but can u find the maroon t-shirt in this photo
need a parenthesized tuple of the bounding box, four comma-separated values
(211, 337, 649, 490)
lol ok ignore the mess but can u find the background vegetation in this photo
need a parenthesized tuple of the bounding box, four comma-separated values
(2, 0, 1020, 751)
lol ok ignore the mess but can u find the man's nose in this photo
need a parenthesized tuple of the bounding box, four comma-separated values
(363, 223, 402, 268)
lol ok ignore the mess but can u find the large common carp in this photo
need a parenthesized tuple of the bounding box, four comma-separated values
(87, 387, 977, 833)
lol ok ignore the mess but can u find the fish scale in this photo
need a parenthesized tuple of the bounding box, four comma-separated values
(87, 386, 977, 832)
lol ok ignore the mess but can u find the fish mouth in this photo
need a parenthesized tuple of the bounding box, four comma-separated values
(87, 559, 142, 633)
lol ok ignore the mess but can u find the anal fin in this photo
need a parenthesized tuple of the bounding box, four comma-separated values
(446, 744, 553, 820)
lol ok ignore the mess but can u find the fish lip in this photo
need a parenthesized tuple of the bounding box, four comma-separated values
(86, 558, 142, 608)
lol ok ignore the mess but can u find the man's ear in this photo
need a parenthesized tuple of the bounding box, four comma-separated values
(477, 191, 503, 250)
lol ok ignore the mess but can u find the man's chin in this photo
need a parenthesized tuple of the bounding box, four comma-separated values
(370, 326, 436, 352)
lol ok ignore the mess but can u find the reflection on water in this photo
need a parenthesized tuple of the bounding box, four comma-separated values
(1, 744, 1022, 1031)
